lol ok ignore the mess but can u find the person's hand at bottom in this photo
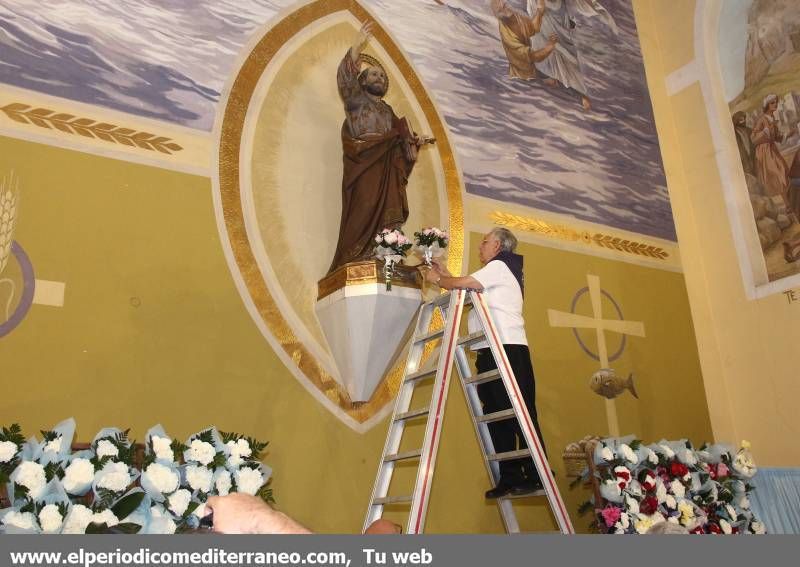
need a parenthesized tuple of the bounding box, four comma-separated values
(206, 493, 312, 534)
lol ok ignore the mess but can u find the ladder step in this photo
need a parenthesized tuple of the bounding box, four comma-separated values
(477, 409, 516, 424)
(404, 367, 437, 383)
(395, 408, 429, 422)
(457, 331, 485, 347)
(414, 329, 444, 344)
(500, 489, 548, 500)
(488, 449, 531, 461)
(465, 369, 501, 386)
(373, 495, 413, 505)
(384, 449, 422, 463)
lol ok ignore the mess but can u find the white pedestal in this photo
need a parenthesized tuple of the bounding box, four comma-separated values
(315, 263, 422, 402)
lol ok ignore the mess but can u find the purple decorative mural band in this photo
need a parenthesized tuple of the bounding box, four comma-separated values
(569, 285, 626, 363)
(0, 241, 36, 339)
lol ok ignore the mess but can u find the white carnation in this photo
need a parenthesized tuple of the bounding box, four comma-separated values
(168, 489, 192, 517)
(96, 439, 119, 459)
(720, 518, 732, 534)
(0, 440, 18, 463)
(63, 458, 96, 494)
(646, 449, 658, 465)
(15, 461, 47, 499)
(38, 505, 63, 533)
(619, 444, 639, 464)
(677, 448, 697, 466)
(93, 509, 119, 528)
(214, 470, 232, 496)
(670, 479, 685, 499)
(96, 461, 131, 492)
(185, 465, 213, 493)
(187, 440, 216, 466)
(751, 521, 765, 534)
(665, 495, 677, 509)
(62, 505, 94, 534)
(226, 439, 252, 467)
(151, 436, 173, 461)
(235, 467, 263, 495)
(150, 506, 176, 534)
(143, 463, 180, 494)
(600, 446, 614, 461)
(659, 444, 675, 459)
(655, 479, 667, 503)
(43, 435, 63, 454)
(618, 512, 630, 529)
(2, 511, 37, 531)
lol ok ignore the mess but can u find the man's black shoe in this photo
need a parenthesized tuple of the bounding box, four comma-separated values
(485, 482, 514, 499)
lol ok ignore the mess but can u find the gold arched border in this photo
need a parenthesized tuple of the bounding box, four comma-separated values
(218, 0, 463, 423)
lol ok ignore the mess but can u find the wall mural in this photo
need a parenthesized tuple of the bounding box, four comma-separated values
(0, 0, 674, 241)
(720, 0, 800, 283)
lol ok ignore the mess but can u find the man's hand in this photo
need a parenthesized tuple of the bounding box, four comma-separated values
(547, 33, 559, 46)
(421, 265, 442, 285)
(431, 259, 452, 277)
(206, 493, 312, 534)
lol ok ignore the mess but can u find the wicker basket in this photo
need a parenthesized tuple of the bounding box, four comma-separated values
(561, 436, 600, 478)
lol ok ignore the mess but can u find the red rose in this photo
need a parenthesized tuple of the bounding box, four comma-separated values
(708, 523, 722, 534)
(641, 471, 657, 492)
(640, 496, 659, 515)
(670, 461, 689, 478)
(690, 526, 705, 535)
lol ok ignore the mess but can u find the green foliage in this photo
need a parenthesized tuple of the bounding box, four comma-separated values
(577, 500, 594, 516)
(257, 482, 274, 504)
(44, 461, 64, 482)
(40, 430, 59, 443)
(629, 440, 642, 451)
(95, 488, 117, 509)
(0, 424, 25, 446)
(170, 439, 188, 461)
(111, 492, 144, 520)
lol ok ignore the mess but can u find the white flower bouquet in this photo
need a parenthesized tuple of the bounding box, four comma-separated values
(373, 228, 412, 291)
(581, 436, 764, 535)
(0, 419, 273, 534)
(413, 226, 449, 267)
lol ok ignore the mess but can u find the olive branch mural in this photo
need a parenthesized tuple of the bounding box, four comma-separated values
(490, 211, 669, 260)
(1, 103, 183, 155)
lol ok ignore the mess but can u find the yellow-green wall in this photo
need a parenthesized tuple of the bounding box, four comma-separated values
(634, 0, 800, 466)
(0, 131, 712, 532)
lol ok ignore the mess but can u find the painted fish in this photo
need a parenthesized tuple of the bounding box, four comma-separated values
(589, 368, 638, 400)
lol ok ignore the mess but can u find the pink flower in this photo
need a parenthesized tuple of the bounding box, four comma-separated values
(717, 463, 729, 478)
(601, 505, 621, 527)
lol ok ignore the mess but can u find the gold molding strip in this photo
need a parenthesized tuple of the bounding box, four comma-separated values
(317, 260, 422, 301)
(490, 211, 669, 260)
(1, 103, 184, 155)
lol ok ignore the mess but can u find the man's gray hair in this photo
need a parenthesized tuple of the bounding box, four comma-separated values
(489, 227, 518, 253)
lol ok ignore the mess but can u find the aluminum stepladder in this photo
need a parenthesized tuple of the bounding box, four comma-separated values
(364, 288, 574, 534)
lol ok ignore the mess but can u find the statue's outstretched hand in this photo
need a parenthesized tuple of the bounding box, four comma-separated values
(353, 21, 374, 58)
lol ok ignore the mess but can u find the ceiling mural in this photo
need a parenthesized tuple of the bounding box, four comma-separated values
(0, 0, 674, 241)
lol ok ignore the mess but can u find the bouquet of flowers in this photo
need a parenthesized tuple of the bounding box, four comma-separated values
(584, 436, 764, 535)
(0, 419, 273, 534)
(374, 228, 412, 291)
(413, 227, 449, 267)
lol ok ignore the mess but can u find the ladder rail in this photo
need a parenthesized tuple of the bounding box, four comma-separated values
(405, 289, 466, 534)
(468, 290, 575, 534)
(363, 298, 437, 531)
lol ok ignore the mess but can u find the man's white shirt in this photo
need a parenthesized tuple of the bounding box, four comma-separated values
(467, 259, 527, 350)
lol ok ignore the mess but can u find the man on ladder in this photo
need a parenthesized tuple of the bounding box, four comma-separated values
(423, 227, 545, 498)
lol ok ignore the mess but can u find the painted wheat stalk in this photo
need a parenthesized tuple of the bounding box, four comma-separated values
(0, 172, 19, 276)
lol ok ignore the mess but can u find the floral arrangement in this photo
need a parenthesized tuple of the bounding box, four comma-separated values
(374, 228, 412, 291)
(413, 227, 449, 267)
(0, 419, 272, 534)
(584, 436, 764, 535)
